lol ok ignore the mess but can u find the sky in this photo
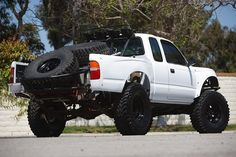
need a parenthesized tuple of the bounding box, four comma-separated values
(25, 2, 236, 52)
(210, 5, 236, 29)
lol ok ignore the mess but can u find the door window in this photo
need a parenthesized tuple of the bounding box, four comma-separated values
(161, 40, 187, 65)
(149, 37, 163, 62)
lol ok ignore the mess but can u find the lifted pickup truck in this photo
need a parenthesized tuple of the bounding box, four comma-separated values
(9, 30, 229, 137)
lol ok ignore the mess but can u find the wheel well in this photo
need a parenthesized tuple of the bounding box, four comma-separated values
(123, 71, 150, 96)
(201, 76, 219, 94)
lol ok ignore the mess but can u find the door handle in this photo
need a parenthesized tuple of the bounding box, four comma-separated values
(170, 68, 175, 73)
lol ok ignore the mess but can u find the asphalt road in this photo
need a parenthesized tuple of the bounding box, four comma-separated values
(0, 132, 236, 157)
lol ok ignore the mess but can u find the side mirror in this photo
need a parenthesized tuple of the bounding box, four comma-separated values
(187, 58, 196, 67)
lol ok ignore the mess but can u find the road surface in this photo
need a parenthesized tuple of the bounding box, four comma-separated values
(0, 132, 236, 157)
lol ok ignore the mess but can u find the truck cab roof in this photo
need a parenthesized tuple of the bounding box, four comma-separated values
(134, 33, 173, 43)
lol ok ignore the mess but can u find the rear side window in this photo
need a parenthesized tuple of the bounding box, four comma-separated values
(149, 37, 163, 62)
(161, 40, 187, 65)
(122, 37, 145, 56)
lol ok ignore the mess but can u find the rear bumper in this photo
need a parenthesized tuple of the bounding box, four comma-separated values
(8, 67, 90, 100)
(8, 83, 28, 98)
(21, 72, 83, 92)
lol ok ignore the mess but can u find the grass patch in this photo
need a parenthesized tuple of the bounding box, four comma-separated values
(225, 124, 236, 131)
(150, 125, 195, 132)
(63, 124, 236, 134)
(63, 126, 118, 133)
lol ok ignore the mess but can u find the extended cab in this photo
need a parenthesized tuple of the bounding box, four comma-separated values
(9, 31, 229, 137)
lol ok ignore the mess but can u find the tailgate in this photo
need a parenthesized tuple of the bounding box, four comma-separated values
(8, 61, 28, 97)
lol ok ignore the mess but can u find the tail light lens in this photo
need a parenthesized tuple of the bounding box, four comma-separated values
(9, 67, 14, 83)
(89, 61, 100, 80)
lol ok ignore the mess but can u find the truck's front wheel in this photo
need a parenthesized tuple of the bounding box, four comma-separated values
(28, 101, 66, 137)
(114, 83, 152, 135)
(190, 91, 229, 133)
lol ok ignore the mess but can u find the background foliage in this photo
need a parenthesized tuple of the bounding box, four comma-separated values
(38, 0, 236, 72)
(0, 39, 33, 89)
(0, 39, 32, 114)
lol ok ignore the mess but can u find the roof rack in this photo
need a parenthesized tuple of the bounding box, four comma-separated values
(82, 25, 134, 41)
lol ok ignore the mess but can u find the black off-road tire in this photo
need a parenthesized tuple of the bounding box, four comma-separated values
(60, 42, 109, 66)
(24, 49, 79, 79)
(23, 49, 79, 91)
(190, 91, 229, 133)
(28, 101, 66, 137)
(114, 83, 152, 135)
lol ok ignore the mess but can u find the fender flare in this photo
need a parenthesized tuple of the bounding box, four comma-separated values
(195, 76, 219, 97)
(123, 71, 150, 96)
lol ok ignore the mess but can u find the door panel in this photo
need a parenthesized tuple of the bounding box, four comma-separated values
(152, 62, 169, 102)
(168, 64, 195, 103)
(148, 37, 169, 102)
(160, 40, 195, 104)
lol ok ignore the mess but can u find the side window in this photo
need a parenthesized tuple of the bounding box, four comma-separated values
(122, 37, 145, 56)
(161, 40, 187, 65)
(149, 37, 163, 62)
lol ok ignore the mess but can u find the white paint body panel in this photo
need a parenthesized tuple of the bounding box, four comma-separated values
(90, 54, 154, 93)
(193, 67, 217, 97)
(90, 33, 218, 105)
(167, 63, 195, 103)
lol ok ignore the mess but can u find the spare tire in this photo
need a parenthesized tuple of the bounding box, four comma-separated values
(60, 42, 109, 66)
(24, 49, 79, 79)
(22, 42, 108, 92)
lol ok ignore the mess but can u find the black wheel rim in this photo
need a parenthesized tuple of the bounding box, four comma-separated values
(206, 103, 221, 124)
(37, 58, 61, 73)
(133, 95, 145, 121)
(40, 105, 66, 135)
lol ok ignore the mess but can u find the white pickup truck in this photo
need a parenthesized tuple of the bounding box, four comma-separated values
(9, 31, 229, 137)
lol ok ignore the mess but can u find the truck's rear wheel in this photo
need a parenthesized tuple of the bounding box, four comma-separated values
(114, 83, 152, 135)
(28, 101, 66, 137)
(190, 91, 229, 133)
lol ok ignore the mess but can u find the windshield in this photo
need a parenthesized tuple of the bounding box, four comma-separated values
(122, 37, 145, 56)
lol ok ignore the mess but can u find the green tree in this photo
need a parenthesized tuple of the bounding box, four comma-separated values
(0, 39, 33, 114)
(0, 1, 16, 41)
(5, 0, 29, 38)
(3, 0, 45, 54)
(21, 24, 45, 55)
(0, 1, 42, 113)
(201, 20, 224, 69)
(200, 20, 236, 72)
(38, 0, 73, 49)
(223, 29, 236, 72)
(0, 39, 33, 88)
(38, 0, 236, 71)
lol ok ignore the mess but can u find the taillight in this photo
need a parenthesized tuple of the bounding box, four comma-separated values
(9, 67, 14, 83)
(89, 61, 100, 80)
